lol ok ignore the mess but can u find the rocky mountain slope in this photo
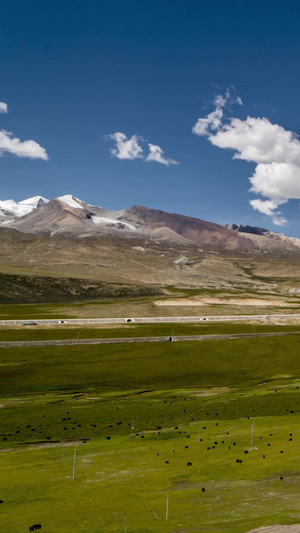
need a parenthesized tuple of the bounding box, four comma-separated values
(2, 194, 300, 255)
(225, 223, 300, 249)
(0, 271, 162, 304)
(1, 195, 300, 301)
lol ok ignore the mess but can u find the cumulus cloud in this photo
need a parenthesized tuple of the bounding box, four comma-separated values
(249, 198, 283, 216)
(249, 162, 300, 198)
(192, 96, 225, 136)
(0, 102, 8, 114)
(272, 214, 287, 226)
(193, 89, 300, 226)
(0, 99, 48, 160)
(210, 117, 300, 165)
(0, 130, 48, 160)
(108, 132, 144, 160)
(107, 132, 178, 166)
(193, 88, 242, 137)
(249, 198, 287, 226)
(146, 143, 178, 166)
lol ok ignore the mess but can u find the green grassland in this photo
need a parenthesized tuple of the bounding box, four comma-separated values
(1, 286, 300, 321)
(0, 321, 300, 342)
(1, 334, 300, 532)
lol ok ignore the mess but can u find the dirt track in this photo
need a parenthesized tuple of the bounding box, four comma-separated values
(247, 526, 300, 533)
(0, 331, 299, 348)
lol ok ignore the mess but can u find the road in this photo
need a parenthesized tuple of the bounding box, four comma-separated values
(1, 313, 300, 326)
(0, 331, 299, 348)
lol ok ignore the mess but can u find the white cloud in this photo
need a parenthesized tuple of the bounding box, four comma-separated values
(249, 198, 284, 216)
(193, 89, 300, 226)
(249, 198, 287, 226)
(107, 132, 178, 166)
(193, 88, 243, 137)
(0, 99, 48, 160)
(249, 162, 300, 198)
(0, 129, 49, 160)
(192, 106, 224, 137)
(192, 94, 227, 136)
(108, 132, 144, 160)
(146, 143, 178, 166)
(0, 102, 8, 114)
(272, 214, 287, 226)
(210, 117, 300, 165)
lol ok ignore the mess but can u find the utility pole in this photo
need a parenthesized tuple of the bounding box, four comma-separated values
(72, 446, 77, 481)
(152, 510, 159, 520)
(251, 423, 254, 451)
(131, 417, 134, 430)
(125, 517, 127, 533)
(166, 495, 169, 521)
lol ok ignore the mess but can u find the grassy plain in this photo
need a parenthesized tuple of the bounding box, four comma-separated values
(0, 284, 300, 321)
(0, 322, 300, 342)
(0, 331, 300, 532)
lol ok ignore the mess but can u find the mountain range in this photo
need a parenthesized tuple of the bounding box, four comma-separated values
(0, 194, 300, 300)
(1, 194, 300, 254)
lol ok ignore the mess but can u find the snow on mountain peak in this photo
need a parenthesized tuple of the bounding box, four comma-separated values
(57, 195, 84, 209)
(0, 196, 49, 218)
(19, 196, 49, 209)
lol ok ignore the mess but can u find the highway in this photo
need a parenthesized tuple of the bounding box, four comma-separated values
(0, 331, 299, 348)
(1, 313, 300, 326)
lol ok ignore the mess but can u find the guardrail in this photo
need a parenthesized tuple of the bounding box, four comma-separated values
(1, 314, 300, 326)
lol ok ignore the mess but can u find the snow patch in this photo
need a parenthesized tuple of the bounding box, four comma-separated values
(57, 195, 84, 209)
(91, 215, 135, 230)
(19, 196, 49, 209)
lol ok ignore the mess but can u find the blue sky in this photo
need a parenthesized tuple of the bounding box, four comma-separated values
(1, 0, 300, 235)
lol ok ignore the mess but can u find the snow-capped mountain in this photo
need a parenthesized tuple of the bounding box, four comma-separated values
(0, 194, 137, 235)
(56, 195, 85, 210)
(1, 194, 300, 256)
(55, 195, 136, 232)
(0, 196, 49, 222)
